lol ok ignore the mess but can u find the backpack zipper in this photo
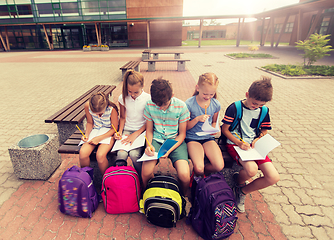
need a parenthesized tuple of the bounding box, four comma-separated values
(146, 202, 177, 224)
(148, 180, 180, 191)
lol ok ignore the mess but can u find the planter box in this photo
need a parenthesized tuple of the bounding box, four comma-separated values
(91, 47, 101, 51)
(8, 134, 62, 180)
(83, 47, 91, 52)
(101, 47, 109, 51)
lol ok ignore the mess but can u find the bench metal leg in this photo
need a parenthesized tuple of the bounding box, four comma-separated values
(135, 64, 140, 72)
(148, 61, 156, 72)
(122, 69, 127, 78)
(174, 53, 180, 59)
(56, 122, 84, 145)
(153, 53, 159, 59)
(177, 61, 186, 71)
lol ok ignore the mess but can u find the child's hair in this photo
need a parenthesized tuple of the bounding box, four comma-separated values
(248, 76, 273, 102)
(89, 92, 118, 114)
(150, 77, 173, 106)
(122, 69, 144, 105)
(193, 72, 219, 98)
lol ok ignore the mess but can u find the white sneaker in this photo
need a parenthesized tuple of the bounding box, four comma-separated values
(233, 186, 246, 213)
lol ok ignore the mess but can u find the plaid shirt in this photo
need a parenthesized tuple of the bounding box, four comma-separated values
(144, 97, 190, 143)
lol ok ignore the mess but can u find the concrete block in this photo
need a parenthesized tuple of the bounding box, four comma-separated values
(148, 61, 156, 72)
(57, 122, 84, 145)
(177, 61, 186, 71)
(8, 134, 62, 180)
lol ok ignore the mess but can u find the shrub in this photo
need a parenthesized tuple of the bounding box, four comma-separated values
(295, 33, 333, 66)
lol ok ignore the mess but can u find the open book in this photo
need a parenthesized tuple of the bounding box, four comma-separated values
(111, 132, 146, 152)
(78, 127, 112, 145)
(137, 139, 178, 162)
(233, 134, 280, 161)
(196, 117, 220, 136)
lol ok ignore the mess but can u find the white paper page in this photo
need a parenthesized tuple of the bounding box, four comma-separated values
(233, 134, 280, 161)
(79, 128, 111, 146)
(195, 112, 220, 136)
(137, 152, 158, 162)
(254, 134, 281, 158)
(111, 132, 146, 152)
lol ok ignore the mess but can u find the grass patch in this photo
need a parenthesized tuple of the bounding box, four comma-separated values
(227, 53, 273, 58)
(261, 64, 334, 76)
(182, 40, 289, 46)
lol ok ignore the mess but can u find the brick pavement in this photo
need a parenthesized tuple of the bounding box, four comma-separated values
(0, 46, 334, 239)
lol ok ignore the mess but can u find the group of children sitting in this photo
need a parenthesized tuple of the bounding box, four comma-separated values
(78, 69, 280, 213)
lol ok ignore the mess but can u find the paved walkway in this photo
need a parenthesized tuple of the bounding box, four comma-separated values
(0, 46, 334, 239)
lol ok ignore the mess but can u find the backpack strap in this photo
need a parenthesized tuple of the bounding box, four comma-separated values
(229, 100, 242, 131)
(256, 106, 268, 134)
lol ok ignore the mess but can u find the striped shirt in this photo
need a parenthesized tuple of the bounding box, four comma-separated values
(89, 105, 113, 130)
(144, 97, 190, 143)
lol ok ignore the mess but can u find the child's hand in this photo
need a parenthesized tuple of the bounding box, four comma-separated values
(114, 133, 122, 140)
(145, 145, 155, 156)
(251, 137, 260, 148)
(121, 134, 136, 145)
(81, 136, 88, 142)
(197, 114, 210, 122)
(88, 136, 101, 145)
(238, 141, 250, 150)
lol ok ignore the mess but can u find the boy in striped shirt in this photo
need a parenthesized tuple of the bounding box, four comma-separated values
(142, 78, 190, 195)
(221, 76, 280, 213)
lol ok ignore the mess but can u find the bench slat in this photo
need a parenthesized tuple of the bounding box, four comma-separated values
(58, 145, 80, 154)
(142, 59, 190, 62)
(45, 85, 101, 123)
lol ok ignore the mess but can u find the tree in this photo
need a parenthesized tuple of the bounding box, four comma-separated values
(295, 33, 333, 66)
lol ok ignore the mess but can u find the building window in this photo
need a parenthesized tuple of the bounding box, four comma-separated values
(285, 22, 294, 33)
(319, 16, 330, 35)
(274, 23, 282, 33)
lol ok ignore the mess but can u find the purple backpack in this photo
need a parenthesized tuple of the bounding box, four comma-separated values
(188, 172, 238, 240)
(58, 166, 99, 218)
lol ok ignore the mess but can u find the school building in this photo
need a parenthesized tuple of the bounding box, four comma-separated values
(0, 0, 334, 51)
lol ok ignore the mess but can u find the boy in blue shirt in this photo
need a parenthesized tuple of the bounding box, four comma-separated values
(221, 76, 280, 212)
(142, 78, 190, 195)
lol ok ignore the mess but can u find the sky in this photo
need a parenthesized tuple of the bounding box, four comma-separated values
(183, 0, 300, 25)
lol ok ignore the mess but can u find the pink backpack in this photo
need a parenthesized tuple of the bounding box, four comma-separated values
(101, 166, 141, 214)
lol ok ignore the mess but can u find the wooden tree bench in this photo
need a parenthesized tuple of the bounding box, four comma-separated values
(151, 52, 184, 59)
(142, 59, 190, 72)
(120, 60, 141, 77)
(45, 84, 116, 145)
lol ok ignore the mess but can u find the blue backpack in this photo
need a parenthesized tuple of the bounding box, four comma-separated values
(220, 100, 268, 143)
(187, 172, 238, 239)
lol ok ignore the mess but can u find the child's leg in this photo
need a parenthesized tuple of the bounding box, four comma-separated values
(79, 143, 96, 167)
(241, 162, 280, 194)
(203, 141, 224, 174)
(116, 150, 129, 162)
(141, 160, 157, 190)
(238, 160, 259, 185)
(96, 143, 114, 175)
(187, 141, 205, 176)
(174, 159, 190, 196)
(129, 147, 144, 179)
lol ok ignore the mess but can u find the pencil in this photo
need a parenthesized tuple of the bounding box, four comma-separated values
(235, 132, 246, 143)
(205, 105, 207, 115)
(76, 125, 87, 139)
(145, 136, 154, 152)
(111, 124, 120, 137)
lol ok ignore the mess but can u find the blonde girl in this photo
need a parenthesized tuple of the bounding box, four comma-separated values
(185, 73, 224, 179)
(115, 69, 151, 177)
(79, 92, 119, 175)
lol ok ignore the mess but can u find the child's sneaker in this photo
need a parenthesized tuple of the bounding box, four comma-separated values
(233, 186, 246, 213)
(233, 172, 249, 188)
(189, 171, 195, 188)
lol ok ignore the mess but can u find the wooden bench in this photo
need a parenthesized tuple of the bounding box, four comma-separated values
(142, 59, 190, 72)
(142, 49, 151, 60)
(45, 84, 116, 145)
(151, 52, 184, 59)
(120, 60, 141, 77)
